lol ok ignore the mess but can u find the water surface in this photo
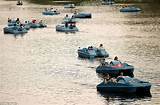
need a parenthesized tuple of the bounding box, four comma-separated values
(0, 0, 160, 105)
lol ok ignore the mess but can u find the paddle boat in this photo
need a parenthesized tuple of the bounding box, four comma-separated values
(97, 76, 151, 94)
(56, 23, 78, 32)
(73, 12, 92, 18)
(78, 46, 97, 59)
(96, 59, 134, 77)
(102, 0, 115, 5)
(78, 45, 109, 58)
(42, 8, 60, 15)
(120, 6, 141, 12)
(17, 0, 23, 5)
(96, 47, 109, 58)
(64, 4, 75, 8)
(8, 19, 30, 30)
(28, 20, 47, 28)
(3, 26, 28, 34)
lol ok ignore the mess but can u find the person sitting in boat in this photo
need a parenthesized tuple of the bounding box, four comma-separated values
(99, 44, 104, 49)
(120, 72, 123, 76)
(53, 9, 58, 13)
(8, 18, 11, 23)
(25, 21, 28, 24)
(72, 22, 76, 27)
(88, 46, 93, 50)
(104, 73, 110, 83)
(32, 19, 36, 23)
(65, 22, 68, 27)
(18, 24, 23, 31)
(74, 11, 77, 14)
(16, 18, 20, 24)
(114, 56, 118, 61)
(100, 58, 106, 66)
(70, 24, 74, 29)
(44, 8, 47, 11)
(64, 14, 69, 19)
(39, 20, 43, 24)
(110, 77, 117, 83)
(110, 56, 121, 66)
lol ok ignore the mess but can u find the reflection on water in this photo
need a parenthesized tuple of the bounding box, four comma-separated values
(0, 0, 160, 105)
(98, 92, 152, 105)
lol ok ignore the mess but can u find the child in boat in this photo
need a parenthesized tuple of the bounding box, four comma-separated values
(104, 73, 110, 83)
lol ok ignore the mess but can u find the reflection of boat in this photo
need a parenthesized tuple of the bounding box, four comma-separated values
(42, 9, 60, 15)
(78, 46, 109, 59)
(98, 91, 152, 100)
(3, 26, 28, 34)
(120, 6, 141, 12)
(97, 76, 151, 94)
(73, 12, 92, 18)
(56, 24, 78, 32)
(64, 4, 75, 8)
(96, 60, 134, 77)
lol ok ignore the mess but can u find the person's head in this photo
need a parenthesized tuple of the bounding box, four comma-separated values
(114, 56, 118, 60)
(66, 14, 68, 17)
(100, 44, 103, 47)
(120, 72, 123, 76)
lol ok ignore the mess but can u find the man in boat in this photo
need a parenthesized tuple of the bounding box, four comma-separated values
(110, 56, 122, 66)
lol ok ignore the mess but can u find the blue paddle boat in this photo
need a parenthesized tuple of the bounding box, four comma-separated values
(56, 23, 78, 32)
(102, 0, 115, 5)
(78, 46, 109, 58)
(28, 21, 47, 28)
(42, 9, 60, 15)
(78, 46, 97, 58)
(96, 60, 134, 77)
(64, 4, 75, 8)
(73, 12, 92, 18)
(3, 26, 28, 34)
(120, 6, 141, 12)
(97, 76, 151, 94)
(96, 48, 109, 58)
